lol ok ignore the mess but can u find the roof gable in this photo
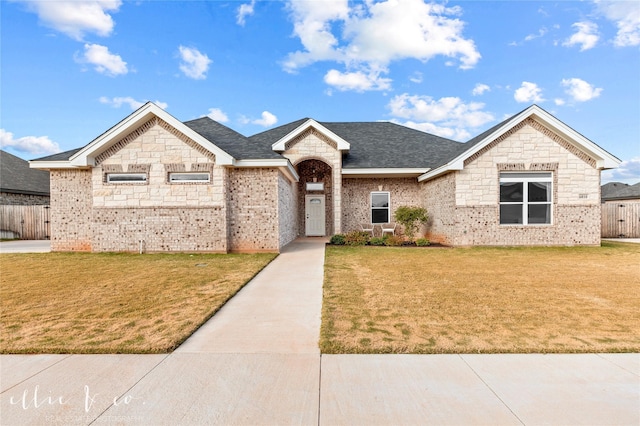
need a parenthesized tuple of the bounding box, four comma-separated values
(419, 105, 621, 182)
(70, 103, 235, 167)
(271, 119, 350, 152)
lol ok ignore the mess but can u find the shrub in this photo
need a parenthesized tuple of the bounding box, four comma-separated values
(344, 231, 370, 246)
(383, 235, 404, 247)
(330, 234, 346, 245)
(394, 206, 429, 241)
(369, 237, 386, 246)
(416, 238, 431, 247)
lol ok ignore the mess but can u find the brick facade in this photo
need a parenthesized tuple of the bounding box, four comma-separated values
(50, 169, 93, 251)
(421, 173, 456, 244)
(342, 178, 421, 236)
(278, 171, 299, 247)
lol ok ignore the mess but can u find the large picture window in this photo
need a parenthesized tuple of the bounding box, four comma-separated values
(500, 172, 552, 225)
(371, 192, 390, 223)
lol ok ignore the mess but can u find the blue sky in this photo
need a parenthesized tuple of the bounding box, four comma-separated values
(1, 0, 639, 183)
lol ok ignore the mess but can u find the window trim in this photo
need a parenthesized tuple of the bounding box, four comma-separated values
(371, 191, 390, 224)
(168, 172, 211, 183)
(499, 172, 553, 225)
(106, 173, 148, 184)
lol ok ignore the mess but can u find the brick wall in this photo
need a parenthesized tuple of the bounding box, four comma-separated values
(0, 192, 49, 205)
(50, 169, 93, 251)
(342, 178, 421, 236)
(227, 168, 280, 252)
(278, 171, 298, 248)
(421, 172, 456, 244)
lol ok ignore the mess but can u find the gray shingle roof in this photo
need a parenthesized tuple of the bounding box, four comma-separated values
(602, 182, 640, 201)
(184, 117, 283, 160)
(32, 147, 83, 162)
(1, 150, 50, 196)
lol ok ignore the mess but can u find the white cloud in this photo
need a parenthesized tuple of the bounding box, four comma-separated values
(524, 27, 548, 42)
(99, 96, 167, 110)
(554, 98, 566, 106)
(561, 78, 603, 102)
(178, 46, 212, 80)
(79, 43, 127, 76)
(601, 157, 640, 184)
(0, 129, 61, 155)
(251, 111, 278, 127)
(409, 72, 423, 84)
(388, 94, 494, 141)
(472, 83, 490, 96)
(563, 21, 599, 51)
(206, 108, 229, 123)
(283, 0, 480, 91)
(20, 0, 121, 41)
(594, 0, 640, 47)
(237, 0, 256, 26)
(514, 81, 544, 103)
(324, 69, 392, 92)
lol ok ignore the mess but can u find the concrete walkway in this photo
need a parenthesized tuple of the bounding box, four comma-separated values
(0, 240, 50, 253)
(1, 238, 639, 425)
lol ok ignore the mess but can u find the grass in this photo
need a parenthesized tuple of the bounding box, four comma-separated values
(321, 242, 640, 354)
(0, 252, 276, 354)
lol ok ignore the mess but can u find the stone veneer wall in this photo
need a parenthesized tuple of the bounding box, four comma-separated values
(227, 168, 280, 252)
(342, 178, 421, 236)
(420, 173, 456, 244)
(50, 169, 93, 251)
(278, 170, 298, 248)
(453, 118, 600, 246)
(0, 192, 50, 205)
(281, 129, 343, 233)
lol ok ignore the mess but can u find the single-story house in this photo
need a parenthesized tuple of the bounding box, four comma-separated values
(1, 149, 50, 205)
(30, 103, 620, 252)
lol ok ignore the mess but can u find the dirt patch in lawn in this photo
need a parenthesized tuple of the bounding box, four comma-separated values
(321, 242, 640, 354)
(0, 252, 276, 354)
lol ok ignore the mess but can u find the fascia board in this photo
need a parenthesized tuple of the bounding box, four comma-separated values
(233, 159, 300, 182)
(272, 119, 350, 151)
(29, 161, 77, 170)
(342, 168, 428, 177)
(69, 103, 235, 167)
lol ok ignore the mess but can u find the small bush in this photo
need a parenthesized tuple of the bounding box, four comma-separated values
(330, 234, 346, 245)
(369, 237, 386, 246)
(394, 206, 429, 241)
(383, 235, 404, 247)
(345, 231, 371, 246)
(416, 238, 431, 247)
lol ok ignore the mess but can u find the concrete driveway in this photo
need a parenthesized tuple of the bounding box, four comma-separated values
(1, 238, 638, 425)
(0, 240, 50, 253)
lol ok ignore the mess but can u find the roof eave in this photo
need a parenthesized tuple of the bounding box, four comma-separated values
(233, 159, 299, 182)
(342, 168, 429, 178)
(29, 160, 79, 170)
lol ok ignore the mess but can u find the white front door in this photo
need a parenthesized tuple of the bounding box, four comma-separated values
(305, 195, 325, 236)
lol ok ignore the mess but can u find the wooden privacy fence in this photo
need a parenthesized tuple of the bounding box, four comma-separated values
(0, 205, 50, 240)
(601, 202, 640, 238)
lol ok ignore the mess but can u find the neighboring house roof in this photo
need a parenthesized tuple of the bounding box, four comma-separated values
(602, 182, 640, 201)
(0, 150, 50, 196)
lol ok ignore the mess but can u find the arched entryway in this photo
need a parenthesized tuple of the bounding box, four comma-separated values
(296, 159, 333, 236)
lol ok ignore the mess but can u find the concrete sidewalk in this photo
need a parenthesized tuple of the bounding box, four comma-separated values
(0, 240, 50, 253)
(1, 238, 639, 425)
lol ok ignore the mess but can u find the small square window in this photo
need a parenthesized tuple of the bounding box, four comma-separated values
(169, 172, 210, 183)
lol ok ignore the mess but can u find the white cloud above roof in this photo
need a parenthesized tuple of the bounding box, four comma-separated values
(324, 69, 391, 92)
(388, 94, 494, 141)
(283, 0, 480, 92)
(178, 46, 212, 80)
(237, 0, 256, 26)
(601, 157, 640, 184)
(514, 82, 544, 103)
(206, 108, 230, 123)
(561, 78, 603, 102)
(79, 43, 127, 76)
(563, 21, 599, 51)
(472, 83, 490, 96)
(19, 0, 121, 40)
(0, 129, 61, 155)
(594, 0, 640, 47)
(251, 111, 278, 127)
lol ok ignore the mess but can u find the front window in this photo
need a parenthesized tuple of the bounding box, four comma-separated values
(500, 172, 552, 225)
(371, 192, 390, 224)
(168, 172, 210, 183)
(106, 173, 147, 183)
